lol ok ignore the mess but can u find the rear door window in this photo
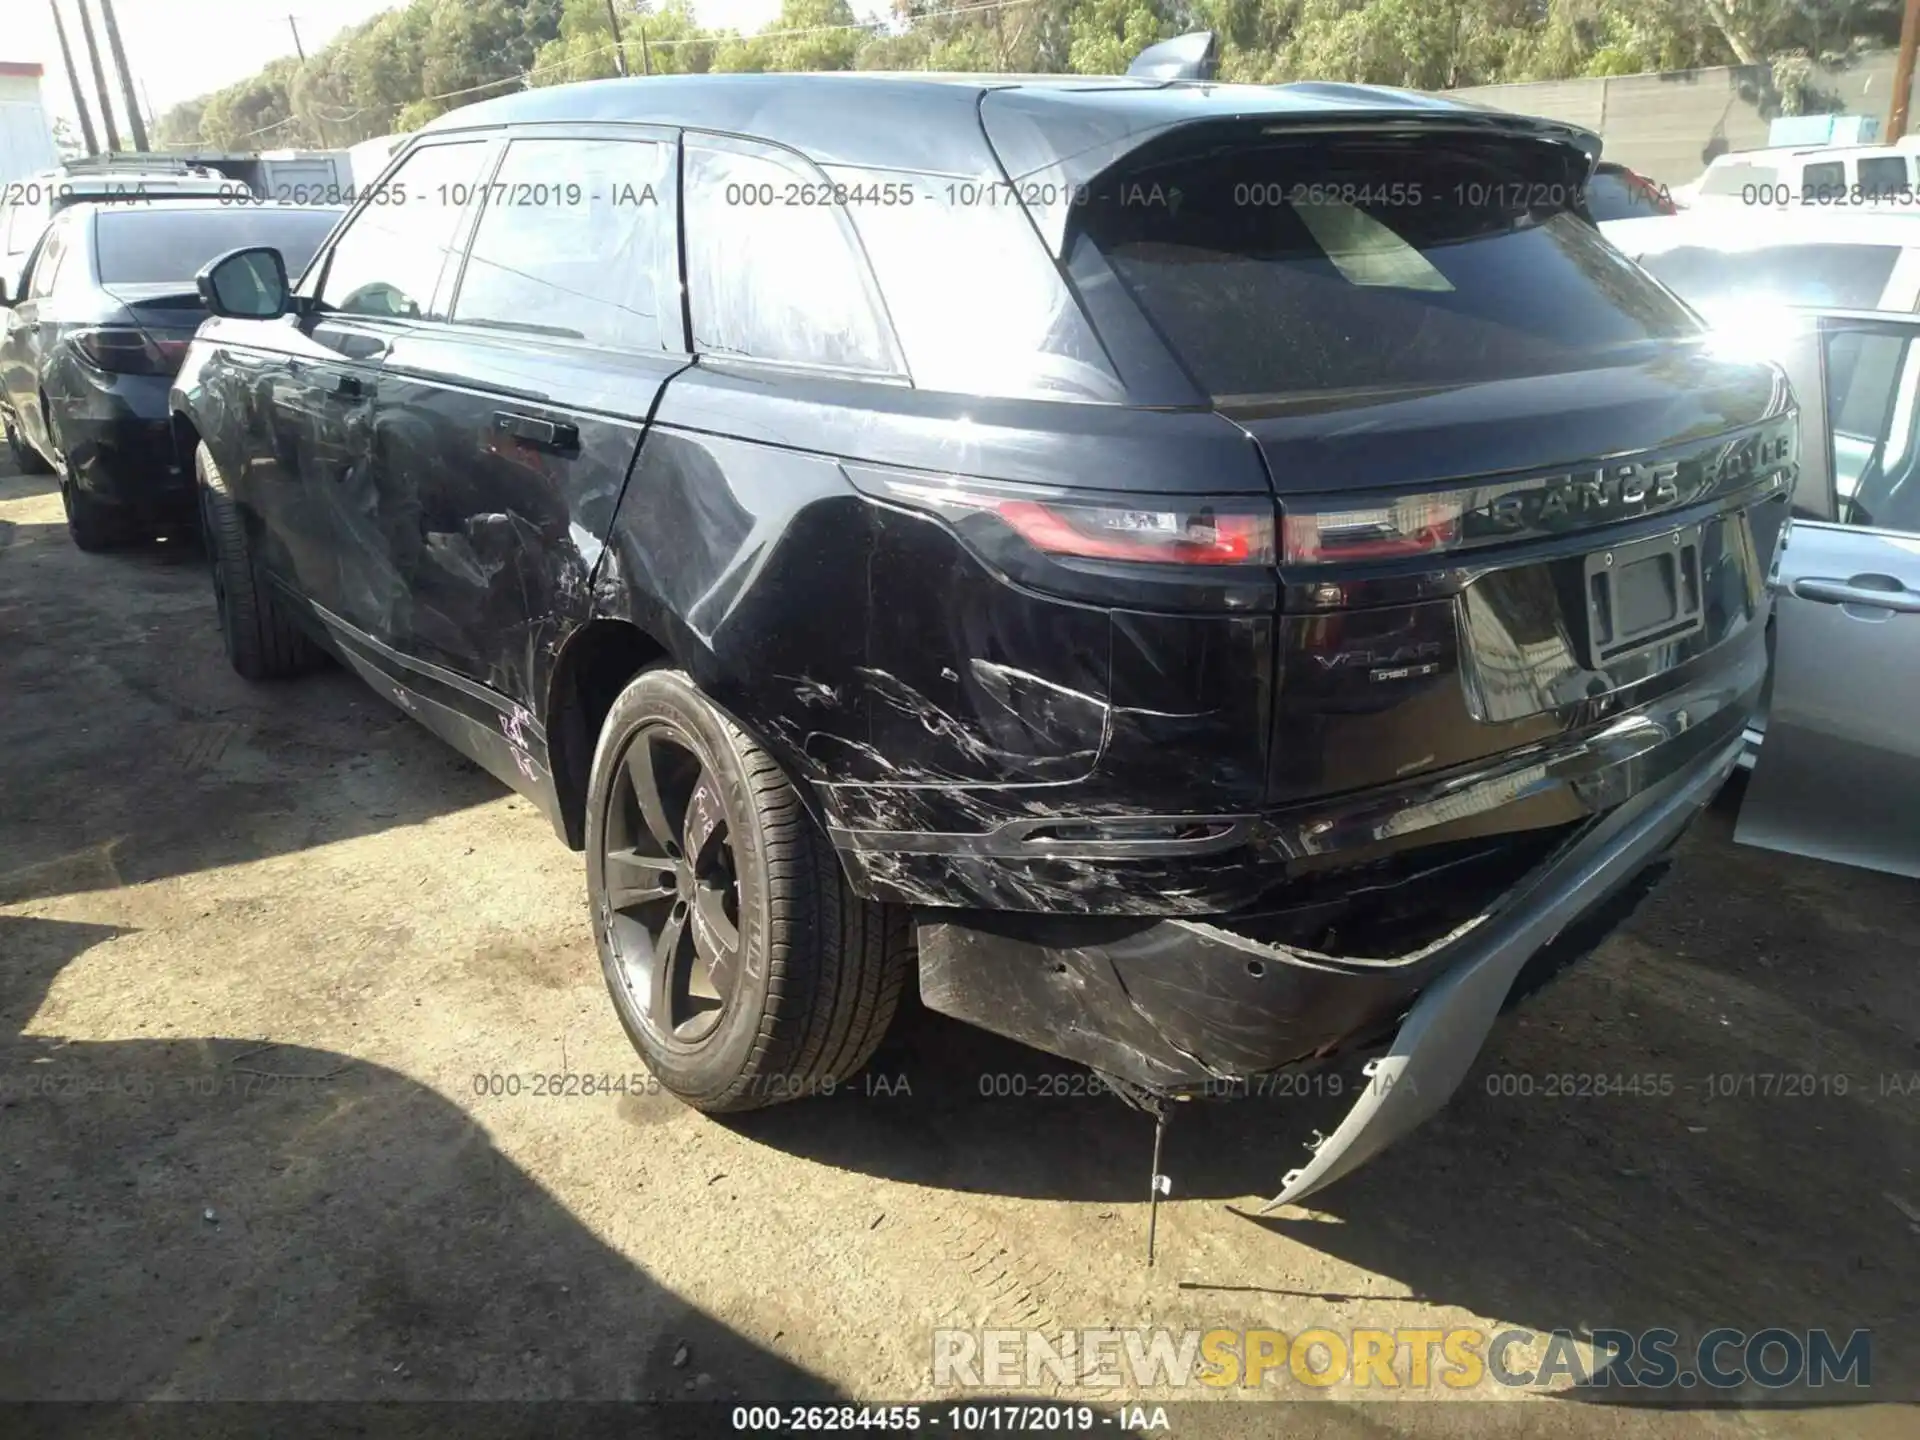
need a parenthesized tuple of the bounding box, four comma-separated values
(1068, 133, 1697, 401)
(1801, 160, 1847, 202)
(1637, 244, 1900, 312)
(316, 141, 490, 319)
(683, 136, 900, 375)
(452, 136, 679, 351)
(26, 226, 65, 300)
(1859, 155, 1912, 198)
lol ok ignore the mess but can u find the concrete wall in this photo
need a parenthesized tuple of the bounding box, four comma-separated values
(0, 66, 58, 186)
(1448, 50, 1920, 187)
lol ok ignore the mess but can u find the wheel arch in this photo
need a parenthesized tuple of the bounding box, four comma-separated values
(545, 618, 674, 850)
(543, 614, 839, 859)
(169, 407, 203, 477)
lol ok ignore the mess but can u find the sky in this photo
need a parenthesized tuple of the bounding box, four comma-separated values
(9, 0, 788, 137)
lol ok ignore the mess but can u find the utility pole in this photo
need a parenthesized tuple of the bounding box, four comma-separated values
(289, 15, 307, 62)
(605, 0, 629, 77)
(49, 1, 101, 157)
(640, 21, 653, 76)
(75, 0, 122, 154)
(97, 0, 149, 152)
(1893, 0, 1920, 139)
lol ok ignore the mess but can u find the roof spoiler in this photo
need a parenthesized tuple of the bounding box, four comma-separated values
(1127, 31, 1219, 82)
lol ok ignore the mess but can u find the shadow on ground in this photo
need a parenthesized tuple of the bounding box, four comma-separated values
(0, 912, 834, 1405)
(0, 505, 504, 908)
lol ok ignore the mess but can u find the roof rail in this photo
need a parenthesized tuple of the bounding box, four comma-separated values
(61, 154, 204, 175)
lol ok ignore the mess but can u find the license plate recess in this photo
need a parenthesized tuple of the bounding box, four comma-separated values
(1583, 524, 1705, 666)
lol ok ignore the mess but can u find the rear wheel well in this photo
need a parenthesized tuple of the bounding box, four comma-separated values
(548, 620, 671, 849)
(171, 412, 202, 475)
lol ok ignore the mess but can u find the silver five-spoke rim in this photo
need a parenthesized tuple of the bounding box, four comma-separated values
(601, 724, 742, 1048)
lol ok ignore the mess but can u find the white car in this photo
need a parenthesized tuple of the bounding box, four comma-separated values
(1600, 209, 1920, 877)
(1684, 142, 1920, 211)
(1602, 209, 1920, 316)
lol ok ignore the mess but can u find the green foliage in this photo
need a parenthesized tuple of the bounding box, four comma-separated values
(151, 0, 1909, 150)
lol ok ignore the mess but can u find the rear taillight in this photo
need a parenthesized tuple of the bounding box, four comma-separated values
(1282, 493, 1465, 565)
(68, 326, 186, 376)
(865, 475, 1277, 567)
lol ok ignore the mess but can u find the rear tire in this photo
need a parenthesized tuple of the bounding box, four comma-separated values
(196, 441, 322, 680)
(61, 480, 137, 551)
(4, 412, 52, 475)
(586, 667, 910, 1113)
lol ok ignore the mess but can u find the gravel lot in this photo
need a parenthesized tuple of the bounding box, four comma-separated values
(1, 456, 1914, 1436)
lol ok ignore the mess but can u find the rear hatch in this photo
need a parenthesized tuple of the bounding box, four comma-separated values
(999, 105, 1792, 808)
(89, 205, 341, 375)
(97, 283, 205, 373)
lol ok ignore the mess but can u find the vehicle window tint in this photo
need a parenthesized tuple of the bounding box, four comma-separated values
(27, 228, 65, 299)
(1801, 160, 1846, 199)
(317, 142, 488, 319)
(1638, 244, 1900, 313)
(683, 138, 897, 373)
(453, 137, 676, 351)
(1859, 156, 1911, 197)
(836, 168, 1122, 402)
(1070, 133, 1697, 400)
(94, 208, 339, 285)
(1825, 328, 1920, 532)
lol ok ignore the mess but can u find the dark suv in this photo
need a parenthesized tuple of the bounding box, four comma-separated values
(171, 71, 1792, 1206)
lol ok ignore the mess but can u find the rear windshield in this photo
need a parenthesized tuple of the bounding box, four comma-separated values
(1637, 243, 1900, 313)
(1069, 134, 1698, 401)
(94, 207, 338, 285)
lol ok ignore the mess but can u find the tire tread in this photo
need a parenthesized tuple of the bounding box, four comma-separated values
(197, 442, 320, 680)
(704, 711, 910, 1112)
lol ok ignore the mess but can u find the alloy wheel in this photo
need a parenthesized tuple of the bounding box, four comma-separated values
(600, 723, 743, 1049)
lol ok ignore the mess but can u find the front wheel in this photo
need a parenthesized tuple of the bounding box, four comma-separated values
(196, 441, 322, 679)
(586, 667, 910, 1112)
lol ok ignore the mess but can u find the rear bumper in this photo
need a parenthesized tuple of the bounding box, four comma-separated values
(916, 707, 1745, 1199)
(850, 626, 1764, 913)
(1260, 730, 1739, 1207)
(49, 377, 187, 514)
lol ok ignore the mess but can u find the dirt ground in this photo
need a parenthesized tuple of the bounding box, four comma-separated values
(1, 456, 1914, 1437)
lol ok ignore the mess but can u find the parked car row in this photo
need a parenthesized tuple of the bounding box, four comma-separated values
(0, 201, 339, 547)
(0, 50, 1900, 1206)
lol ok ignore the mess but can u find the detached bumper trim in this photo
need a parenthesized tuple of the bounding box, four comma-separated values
(1261, 732, 1742, 1211)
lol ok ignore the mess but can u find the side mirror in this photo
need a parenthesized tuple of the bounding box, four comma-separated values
(198, 246, 291, 320)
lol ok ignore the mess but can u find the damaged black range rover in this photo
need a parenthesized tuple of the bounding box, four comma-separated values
(172, 63, 1792, 1206)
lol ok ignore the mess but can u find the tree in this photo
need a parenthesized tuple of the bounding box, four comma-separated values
(148, 0, 1914, 150)
(50, 116, 85, 161)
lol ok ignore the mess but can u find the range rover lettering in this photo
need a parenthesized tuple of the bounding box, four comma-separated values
(169, 63, 1793, 1206)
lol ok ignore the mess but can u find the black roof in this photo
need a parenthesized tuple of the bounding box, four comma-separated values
(419, 72, 1600, 188)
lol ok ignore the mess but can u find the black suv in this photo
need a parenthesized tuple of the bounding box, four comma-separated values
(172, 69, 1792, 1206)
